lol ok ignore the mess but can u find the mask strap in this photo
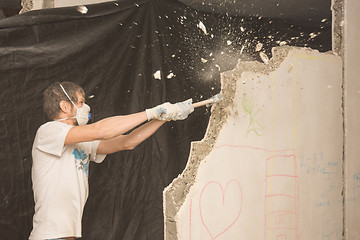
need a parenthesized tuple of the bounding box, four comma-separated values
(59, 83, 78, 109)
(56, 116, 76, 122)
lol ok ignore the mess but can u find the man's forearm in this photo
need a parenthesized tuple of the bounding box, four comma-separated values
(93, 111, 149, 140)
(96, 119, 165, 154)
(124, 119, 166, 149)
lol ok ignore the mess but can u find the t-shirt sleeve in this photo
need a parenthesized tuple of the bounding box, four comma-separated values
(36, 122, 73, 157)
(81, 140, 107, 163)
(89, 140, 106, 163)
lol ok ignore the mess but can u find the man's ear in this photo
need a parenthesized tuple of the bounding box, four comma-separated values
(59, 100, 69, 113)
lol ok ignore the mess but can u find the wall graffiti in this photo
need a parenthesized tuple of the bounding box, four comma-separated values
(187, 145, 298, 240)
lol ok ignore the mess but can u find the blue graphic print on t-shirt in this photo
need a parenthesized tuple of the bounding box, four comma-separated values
(72, 148, 89, 176)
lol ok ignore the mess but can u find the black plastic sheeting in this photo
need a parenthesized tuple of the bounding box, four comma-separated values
(0, 0, 331, 239)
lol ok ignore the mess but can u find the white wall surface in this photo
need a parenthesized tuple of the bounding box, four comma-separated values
(344, 0, 360, 239)
(166, 47, 343, 240)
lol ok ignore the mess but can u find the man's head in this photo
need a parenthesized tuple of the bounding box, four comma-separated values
(44, 81, 85, 121)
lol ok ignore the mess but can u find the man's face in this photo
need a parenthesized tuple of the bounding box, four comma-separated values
(69, 92, 86, 124)
(75, 92, 85, 109)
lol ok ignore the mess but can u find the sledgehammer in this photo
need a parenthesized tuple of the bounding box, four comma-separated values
(192, 93, 223, 108)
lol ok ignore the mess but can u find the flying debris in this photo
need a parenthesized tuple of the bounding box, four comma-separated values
(153, 70, 161, 80)
(259, 52, 269, 64)
(76, 5, 88, 14)
(201, 58, 208, 63)
(240, 45, 245, 55)
(227, 40, 232, 46)
(309, 32, 319, 39)
(255, 43, 263, 52)
(197, 21, 208, 35)
(167, 73, 175, 79)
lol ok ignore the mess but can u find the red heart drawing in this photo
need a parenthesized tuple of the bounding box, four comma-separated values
(199, 179, 243, 239)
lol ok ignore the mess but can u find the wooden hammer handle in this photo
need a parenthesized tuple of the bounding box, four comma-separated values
(192, 99, 214, 108)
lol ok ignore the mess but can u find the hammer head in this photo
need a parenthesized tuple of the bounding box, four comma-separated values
(206, 93, 223, 107)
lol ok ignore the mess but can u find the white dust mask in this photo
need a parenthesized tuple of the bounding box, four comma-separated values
(58, 83, 91, 125)
(75, 103, 91, 125)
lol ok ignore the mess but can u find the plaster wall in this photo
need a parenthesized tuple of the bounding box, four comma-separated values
(164, 46, 343, 240)
(344, 0, 360, 238)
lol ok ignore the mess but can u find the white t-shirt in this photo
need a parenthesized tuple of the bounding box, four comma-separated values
(29, 121, 106, 240)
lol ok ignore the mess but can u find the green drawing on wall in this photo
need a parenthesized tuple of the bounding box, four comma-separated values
(242, 95, 264, 136)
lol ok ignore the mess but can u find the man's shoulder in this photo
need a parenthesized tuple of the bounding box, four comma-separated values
(37, 121, 73, 135)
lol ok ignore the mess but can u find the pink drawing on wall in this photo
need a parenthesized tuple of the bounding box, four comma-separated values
(187, 145, 298, 240)
(265, 154, 299, 240)
(199, 179, 243, 239)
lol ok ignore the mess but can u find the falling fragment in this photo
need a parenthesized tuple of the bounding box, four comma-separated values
(114, 2, 118, 6)
(227, 40, 232, 45)
(255, 42, 263, 52)
(153, 70, 161, 80)
(135, 3, 139, 7)
(88, 95, 95, 99)
(167, 73, 175, 79)
(201, 58, 208, 63)
(259, 52, 269, 64)
(215, 64, 220, 71)
(309, 32, 318, 39)
(197, 21, 208, 35)
(279, 41, 287, 46)
(77, 5, 88, 14)
(240, 27, 245, 32)
(240, 45, 245, 55)
(321, 18, 327, 22)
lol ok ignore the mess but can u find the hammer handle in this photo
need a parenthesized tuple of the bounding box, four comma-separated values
(192, 99, 214, 108)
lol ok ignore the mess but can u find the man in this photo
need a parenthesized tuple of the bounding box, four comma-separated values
(29, 81, 194, 240)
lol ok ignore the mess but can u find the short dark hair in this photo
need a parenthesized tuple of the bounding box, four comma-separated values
(43, 81, 85, 120)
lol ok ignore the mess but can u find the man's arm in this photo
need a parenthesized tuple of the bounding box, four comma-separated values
(64, 112, 148, 145)
(96, 119, 165, 154)
(64, 99, 193, 150)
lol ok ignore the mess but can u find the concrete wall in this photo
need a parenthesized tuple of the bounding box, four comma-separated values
(344, 0, 360, 239)
(164, 46, 344, 240)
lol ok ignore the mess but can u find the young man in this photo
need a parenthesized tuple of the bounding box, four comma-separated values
(29, 81, 194, 240)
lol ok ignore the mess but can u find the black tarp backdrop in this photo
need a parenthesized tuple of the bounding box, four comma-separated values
(0, 0, 330, 239)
